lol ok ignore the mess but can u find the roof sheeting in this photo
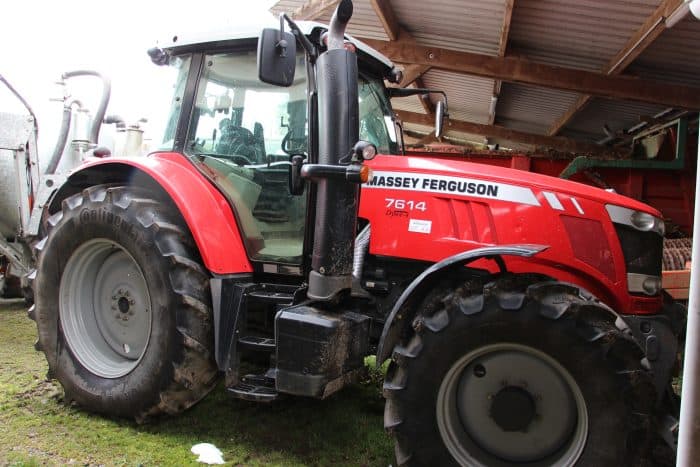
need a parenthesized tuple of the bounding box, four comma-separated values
(496, 83, 581, 134)
(508, 0, 660, 72)
(628, 14, 700, 87)
(271, 0, 699, 150)
(562, 97, 668, 141)
(391, 0, 508, 56)
(422, 70, 495, 124)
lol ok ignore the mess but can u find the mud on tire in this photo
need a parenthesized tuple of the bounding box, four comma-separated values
(34, 185, 218, 420)
(383, 275, 656, 466)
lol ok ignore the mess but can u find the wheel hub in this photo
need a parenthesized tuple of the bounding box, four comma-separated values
(59, 239, 152, 378)
(490, 386, 536, 432)
(436, 343, 588, 465)
(112, 289, 136, 321)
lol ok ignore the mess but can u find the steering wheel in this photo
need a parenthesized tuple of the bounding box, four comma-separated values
(226, 154, 254, 166)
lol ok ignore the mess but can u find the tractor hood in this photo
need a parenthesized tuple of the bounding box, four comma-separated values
(359, 153, 664, 314)
(363, 153, 661, 217)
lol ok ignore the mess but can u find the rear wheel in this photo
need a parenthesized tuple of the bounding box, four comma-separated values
(34, 185, 218, 420)
(384, 275, 656, 466)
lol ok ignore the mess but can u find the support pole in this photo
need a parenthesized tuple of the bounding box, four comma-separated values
(677, 129, 700, 466)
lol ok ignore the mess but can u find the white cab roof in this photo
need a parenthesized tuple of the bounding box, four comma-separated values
(158, 20, 394, 71)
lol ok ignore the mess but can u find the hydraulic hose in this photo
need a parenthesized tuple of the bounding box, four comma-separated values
(45, 106, 72, 175)
(61, 70, 111, 144)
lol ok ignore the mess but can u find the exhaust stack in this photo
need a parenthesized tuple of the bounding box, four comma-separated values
(307, 0, 360, 301)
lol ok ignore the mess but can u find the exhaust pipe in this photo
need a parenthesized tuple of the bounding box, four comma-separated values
(307, 0, 360, 301)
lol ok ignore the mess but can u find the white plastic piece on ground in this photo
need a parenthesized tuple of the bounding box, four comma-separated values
(191, 443, 225, 465)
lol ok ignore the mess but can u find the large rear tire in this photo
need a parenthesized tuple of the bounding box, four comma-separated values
(384, 275, 656, 466)
(34, 185, 218, 420)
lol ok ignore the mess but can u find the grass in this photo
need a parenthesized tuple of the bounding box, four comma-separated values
(0, 300, 394, 466)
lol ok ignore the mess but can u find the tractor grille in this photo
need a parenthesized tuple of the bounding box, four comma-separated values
(614, 224, 663, 277)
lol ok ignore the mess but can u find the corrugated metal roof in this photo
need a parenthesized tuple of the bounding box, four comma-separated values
(562, 97, 668, 141)
(496, 83, 581, 134)
(269, 0, 698, 148)
(391, 95, 426, 114)
(422, 70, 494, 124)
(392, 0, 508, 56)
(508, 0, 659, 72)
(272, 0, 389, 40)
(628, 15, 700, 87)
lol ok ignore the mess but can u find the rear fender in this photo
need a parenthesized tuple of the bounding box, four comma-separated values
(48, 152, 252, 274)
(376, 244, 547, 364)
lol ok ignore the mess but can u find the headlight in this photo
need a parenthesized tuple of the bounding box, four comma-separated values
(630, 211, 665, 235)
(606, 205, 664, 236)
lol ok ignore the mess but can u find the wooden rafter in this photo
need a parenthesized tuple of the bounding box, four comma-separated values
(369, 0, 400, 41)
(368, 0, 431, 88)
(490, 0, 514, 125)
(414, 77, 436, 115)
(548, 0, 684, 136)
(359, 37, 700, 109)
(398, 64, 431, 87)
(397, 110, 619, 154)
(291, 0, 340, 20)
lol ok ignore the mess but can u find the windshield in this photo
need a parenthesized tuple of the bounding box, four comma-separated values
(359, 74, 399, 154)
(184, 54, 398, 161)
(187, 50, 308, 164)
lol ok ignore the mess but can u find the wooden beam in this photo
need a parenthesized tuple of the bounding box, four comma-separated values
(360, 37, 700, 109)
(490, 0, 514, 125)
(547, 95, 593, 136)
(496, 0, 514, 58)
(414, 78, 435, 114)
(291, 0, 340, 20)
(396, 110, 617, 154)
(398, 64, 430, 87)
(370, 0, 400, 41)
(416, 132, 439, 145)
(606, 0, 683, 74)
(548, 0, 683, 135)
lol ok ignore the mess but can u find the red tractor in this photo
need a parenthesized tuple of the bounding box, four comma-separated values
(30, 1, 682, 464)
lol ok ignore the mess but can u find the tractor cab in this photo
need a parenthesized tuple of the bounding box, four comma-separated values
(150, 22, 401, 272)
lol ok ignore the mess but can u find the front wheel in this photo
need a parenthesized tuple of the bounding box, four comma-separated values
(384, 276, 656, 466)
(34, 185, 218, 420)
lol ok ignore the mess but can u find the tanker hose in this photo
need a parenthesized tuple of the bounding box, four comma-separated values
(327, 0, 353, 50)
(45, 106, 73, 175)
(0, 74, 39, 140)
(61, 70, 111, 144)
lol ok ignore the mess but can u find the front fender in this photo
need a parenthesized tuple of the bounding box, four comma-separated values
(50, 152, 252, 274)
(376, 244, 548, 364)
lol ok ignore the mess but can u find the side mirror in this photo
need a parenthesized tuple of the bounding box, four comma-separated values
(258, 28, 297, 87)
(435, 100, 447, 138)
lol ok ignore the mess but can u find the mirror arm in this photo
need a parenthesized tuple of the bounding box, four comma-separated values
(281, 13, 318, 63)
(387, 87, 448, 111)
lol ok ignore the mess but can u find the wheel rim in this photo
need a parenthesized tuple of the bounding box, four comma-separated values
(436, 343, 588, 466)
(59, 239, 152, 378)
